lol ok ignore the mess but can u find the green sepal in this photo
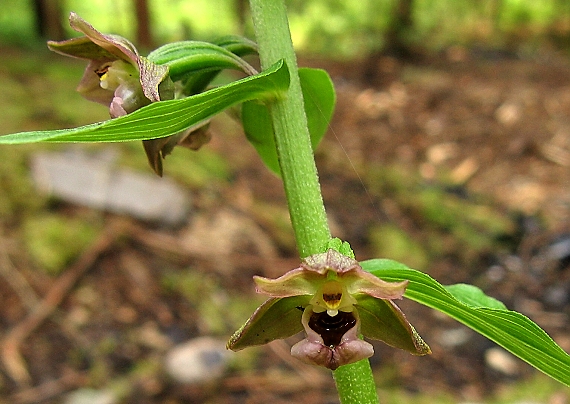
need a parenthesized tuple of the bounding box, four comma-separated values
(242, 67, 336, 175)
(356, 294, 431, 355)
(47, 36, 116, 60)
(227, 295, 309, 351)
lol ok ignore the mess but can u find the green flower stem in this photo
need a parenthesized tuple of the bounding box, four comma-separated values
(248, 0, 330, 258)
(334, 361, 380, 404)
(248, 0, 380, 402)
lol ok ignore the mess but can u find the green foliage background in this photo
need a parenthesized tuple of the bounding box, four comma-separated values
(2, 0, 570, 56)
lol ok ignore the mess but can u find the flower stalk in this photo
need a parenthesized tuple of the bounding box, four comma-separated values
(247, 0, 381, 401)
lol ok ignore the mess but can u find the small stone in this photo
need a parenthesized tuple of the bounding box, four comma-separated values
(31, 148, 189, 226)
(65, 389, 117, 404)
(164, 337, 230, 384)
(503, 255, 524, 272)
(486, 264, 506, 282)
(426, 142, 457, 164)
(549, 391, 568, 404)
(450, 157, 479, 184)
(546, 236, 570, 262)
(485, 347, 519, 375)
(495, 102, 521, 126)
(437, 327, 472, 348)
(543, 285, 569, 308)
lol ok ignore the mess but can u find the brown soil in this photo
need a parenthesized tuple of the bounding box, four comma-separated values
(1, 48, 570, 403)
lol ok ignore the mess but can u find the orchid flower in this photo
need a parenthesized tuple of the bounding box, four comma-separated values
(46, 13, 204, 176)
(228, 249, 431, 370)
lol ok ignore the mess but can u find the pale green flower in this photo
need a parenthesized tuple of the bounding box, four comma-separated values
(228, 249, 431, 370)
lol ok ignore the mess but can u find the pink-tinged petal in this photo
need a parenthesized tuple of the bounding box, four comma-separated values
(68, 12, 139, 64)
(332, 320, 375, 369)
(290, 336, 332, 367)
(302, 249, 408, 300)
(292, 336, 374, 371)
(109, 96, 128, 118)
(254, 250, 358, 299)
(50, 14, 171, 105)
(112, 83, 151, 115)
(76, 60, 115, 106)
(342, 269, 408, 300)
(254, 267, 323, 298)
(290, 307, 373, 370)
(47, 36, 116, 61)
(67, 13, 169, 103)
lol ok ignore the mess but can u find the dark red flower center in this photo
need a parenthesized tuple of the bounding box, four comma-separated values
(308, 310, 357, 347)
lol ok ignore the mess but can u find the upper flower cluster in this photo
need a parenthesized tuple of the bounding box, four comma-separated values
(228, 249, 430, 370)
(47, 13, 204, 176)
(48, 13, 173, 117)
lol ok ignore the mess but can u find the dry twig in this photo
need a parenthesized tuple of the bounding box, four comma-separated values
(1, 220, 128, 386)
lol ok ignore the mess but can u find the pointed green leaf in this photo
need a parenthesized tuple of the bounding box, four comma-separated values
(242, 100, 279, 172)
(214, 35, 258, 56)
(179, 36, 259, 95)
(0, 60, 289, 145)
(147, 40, 255, 82)
(357, 295, 431, 355)
(227, 296, 308, 351)
(360, 258, 570, 387)
(298, 68, 335, 150)
(444, 283, 507, 310)
(242, 67, 335, 175)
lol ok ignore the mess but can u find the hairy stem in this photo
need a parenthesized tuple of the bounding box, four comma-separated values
(248, 0, 380, 402)
(333, 360, 380, 404)
(248, 0, 330, 258)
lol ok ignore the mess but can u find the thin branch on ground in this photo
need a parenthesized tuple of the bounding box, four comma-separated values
(0, 219, 129, 386)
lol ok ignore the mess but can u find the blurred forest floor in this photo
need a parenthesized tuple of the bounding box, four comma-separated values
(0, 44, 569, 403)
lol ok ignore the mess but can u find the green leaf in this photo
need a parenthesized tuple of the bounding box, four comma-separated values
(242, 100, 278, 172)
(444, 283, 507, 310)
(360, 258, 570, 387)
(214, 35, 258, 56)
(298, 68, 336, 150)
(242, 67, 336, 175)
(148, 40, 255, 82)
(227, 296, 308, 351)
(0, 60, 289, 145)
(169, 36, 258, 96)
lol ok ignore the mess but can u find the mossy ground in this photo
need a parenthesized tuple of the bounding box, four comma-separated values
(0, 46, 569, 403)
